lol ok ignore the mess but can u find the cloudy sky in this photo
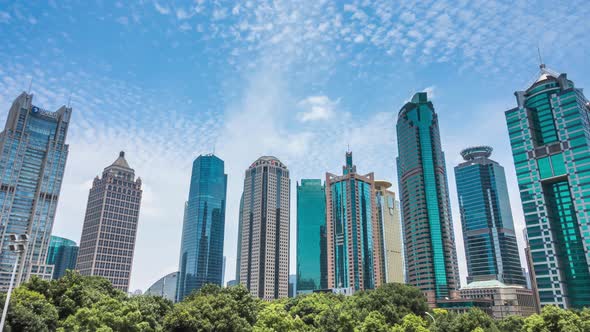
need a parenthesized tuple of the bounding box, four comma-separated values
(1, 0, 589, 292)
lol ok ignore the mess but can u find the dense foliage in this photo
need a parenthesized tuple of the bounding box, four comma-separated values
(0, 271, 588, 331)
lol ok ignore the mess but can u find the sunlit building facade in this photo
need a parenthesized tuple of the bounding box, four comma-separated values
(176, 154, 227, 301)
(505, 65, 590, 308)
(76, 151, 142, 292)
(238, 156, 290, 300)
(296, 179, 327, 294)
(374, 180, 404, 284)
(0, 92, 71, 290)
(396, 92, 460, 306)
(326, 152, 382, 291)
(454, 146, 526, 286)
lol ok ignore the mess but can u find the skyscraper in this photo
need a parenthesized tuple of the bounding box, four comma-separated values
(374, 180, 404, 284)
(46, 235, 79, 279)
(236, 193, 243, 282)
(454, 146, 526, 286)
(296, 179, 327, 294)
(326, 152, 382, 291)
(505, 65, 590, 308)
(145, 271, 178, 302)
(76, 151, 142, 292)
(238, 156, 290, 300)
(396, 92, 459, 306)
(0, 92, 70, 290)
(176, 154, 227, 301)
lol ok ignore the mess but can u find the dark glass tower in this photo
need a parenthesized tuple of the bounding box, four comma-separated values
(454, 146, 526, 286)
(176, 154, 227, 301)
(0, 92, 70, 289)
(46, 236, 79, 280)
(506, 65, 590, 309)
(326, 152, 383, 291)
(296, 179, 327, 294)
(396, 92, 459, 306)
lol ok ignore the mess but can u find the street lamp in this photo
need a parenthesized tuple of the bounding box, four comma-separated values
(425, 312, 436, 325)
(0, 234, 28, 332)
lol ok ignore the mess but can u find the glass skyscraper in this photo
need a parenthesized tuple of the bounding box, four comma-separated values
(0, 92, 70, 290)
(238, 156, 290, 300)
(296, 179, 327, 294)
(176, 154, 227, 301)
(396, 92, 459, 306)
(46, 235, 79, 280)
(454, 146, 526, 286)
(506, 65, 590, 308)
(326, 152, 383, 291)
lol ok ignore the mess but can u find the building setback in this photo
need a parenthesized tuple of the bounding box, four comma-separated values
(176, 154, 227, 301)
(396, 92, 460, 306)
(46, 235, 79, 279)
(326, 152, 382, 291)
(296, 179, 327, 294)
(76, 151, 142, 292)
(238, 156, 290, 300)
(374, 180, 404, 284)
(505, 65, 590, 309)
(0, 92, 70, 290)
(454, 146, 526, 286)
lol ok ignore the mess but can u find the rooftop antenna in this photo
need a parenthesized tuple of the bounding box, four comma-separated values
(537, 45, 545, 69)
(67, 92, 72, 108)
(27, 77, 33, 94)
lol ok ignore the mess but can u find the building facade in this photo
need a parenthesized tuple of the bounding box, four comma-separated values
(76, 151, 142, 291)
(326, 152, 382, 291)
(459, 280, 538, 319)
(396, 92, 460, 306)
(176, 154, 227, 301)
(46, 235, 78, 279)
(505, 65, 590, 309)
(0, 92, 71, 290)
(296, 179, 327, 294)
(145, 271, 178, 302)
(374, 180, 404, 284)
(238, 156, 290, 300)
(454, 146, 526, 286)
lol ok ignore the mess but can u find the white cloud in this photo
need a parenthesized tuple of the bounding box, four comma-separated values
(297, 95, 339, 122)
(423, 86, 437, 99)
(116, 16, 129, 26)
(176, 8, 191, 20)
(153, 2, 170, 15)
(178, 22, 191, 31)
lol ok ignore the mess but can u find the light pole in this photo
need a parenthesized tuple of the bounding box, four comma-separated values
(425, 311, 436, 325)
(0, 234, 28, 332)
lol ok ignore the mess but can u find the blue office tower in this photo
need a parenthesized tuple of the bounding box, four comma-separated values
(46, 236, 79, 280)
(176, 154, 227, 301)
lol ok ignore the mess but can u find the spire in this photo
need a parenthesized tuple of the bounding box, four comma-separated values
(110, 151, 130, 169)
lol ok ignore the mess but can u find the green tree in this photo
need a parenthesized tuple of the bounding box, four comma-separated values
(286, 292, 344, 328)
(351, 283, 429, 326)
(254, 301, 306, 332)
(163, 284, 259, 332)
(451, 309, 497, 332)
(497, 315, 525, 332)
(391, 313, 428, 332)
(523, 305, 583, 332)
(0, 287, 59, 332)
(360, 311, 390, 332)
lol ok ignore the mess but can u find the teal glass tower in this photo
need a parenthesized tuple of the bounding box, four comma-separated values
(296, 179, 327, 294)
(454, 146, 526, 286)
(0, 92, 70, 290)
(46, 236, 78, 280)
(326, 152, 383, 291)
(396, 92, 459, 306)
(506, 65, 590, 309)
(176, 154, 227, 301)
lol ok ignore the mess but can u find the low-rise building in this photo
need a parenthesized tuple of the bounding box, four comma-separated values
(459, 280, 537, 319)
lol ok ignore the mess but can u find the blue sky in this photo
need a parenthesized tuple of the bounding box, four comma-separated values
(1, 0, 589, 292)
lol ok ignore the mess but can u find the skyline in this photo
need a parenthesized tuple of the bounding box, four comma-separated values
(1, 1, 589, 292)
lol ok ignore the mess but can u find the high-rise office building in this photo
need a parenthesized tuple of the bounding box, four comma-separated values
(46, 235, 79, 279)
(0, 92, 71, 290)
(505, 65, 590, 308)
(396, 92, 460, 306)
(374, 180, 404, 284)
(76, 151, 142, 291)
(236, 193, 243, 282)
(296, 179, 327, 294)
(145, 271, 178, 302)
(454, 146, 526, 286)
(238, 156, 290, 300)
(176, 154, 227, 301)
(326, 152, 382, 291)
